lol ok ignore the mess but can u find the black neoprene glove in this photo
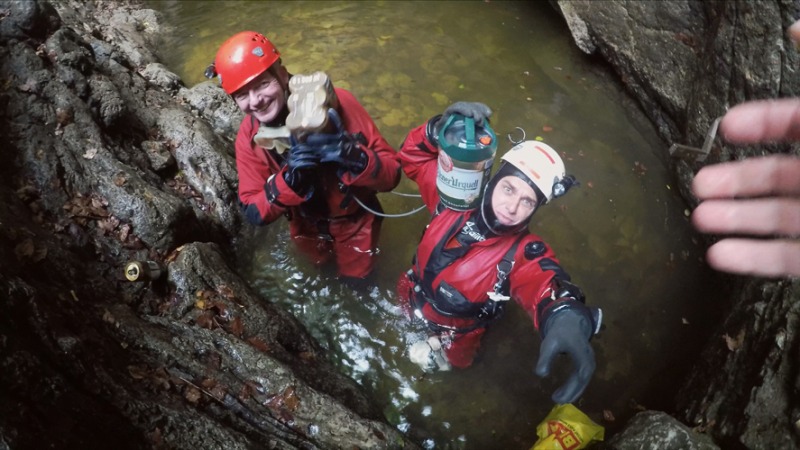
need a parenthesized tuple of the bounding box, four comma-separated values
(427, 101, 493, 145)
(309, 131, 368, 174)
(305, 108, 368, 174)
(440, 101, 493, 127)
(283, 141, 320, 195)
(536, 306, 596, 403)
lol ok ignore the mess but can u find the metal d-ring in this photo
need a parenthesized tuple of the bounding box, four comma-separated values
(507, 127, 526, 145)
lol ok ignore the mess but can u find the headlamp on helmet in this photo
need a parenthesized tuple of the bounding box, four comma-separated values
(552, 174, 578, 198)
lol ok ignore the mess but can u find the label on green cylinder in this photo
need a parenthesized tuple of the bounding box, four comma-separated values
(436, 152, 493, 211)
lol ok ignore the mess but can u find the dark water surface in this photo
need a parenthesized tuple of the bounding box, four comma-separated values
(148, 1, 722, 448)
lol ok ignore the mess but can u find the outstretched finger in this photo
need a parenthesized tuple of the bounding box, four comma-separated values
(692, 198, 800, 236)
(692, 155, 800, 199)
(550, 348, 595, 404)
(705, 239, 800, 278)
(720, 99, 800, 144)
(305, 133, 340, 147)
(534, 337, 560, 378)
(551, 371, 584, 404)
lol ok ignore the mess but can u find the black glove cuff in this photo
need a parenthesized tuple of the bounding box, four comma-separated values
(539, 298, 602, 340)
(265, 175, 287, 207)
(286, 168, 315, 197)
(350, 147, 368, 174)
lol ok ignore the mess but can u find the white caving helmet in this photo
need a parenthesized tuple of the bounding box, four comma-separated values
(477, 140, 576, 236)
(500, 140, 573, 204)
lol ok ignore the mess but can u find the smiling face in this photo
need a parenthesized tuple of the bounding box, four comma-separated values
(490, 175, 539, 227)
(232, 66, 288, 123)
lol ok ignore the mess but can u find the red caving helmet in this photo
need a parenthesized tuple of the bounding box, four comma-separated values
(213, 31, 281, 94)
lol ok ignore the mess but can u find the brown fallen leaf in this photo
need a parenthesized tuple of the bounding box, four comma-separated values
(248, 337, 271, 353)
(113, 172, 128, 186)
(14, 239, 34, 260)
(282, 385, 300, 412)
(184, 386, 202, 404)
(128, 365, 148, 380)
(723, 329, 746, 351)
(228, 316, 244, 338)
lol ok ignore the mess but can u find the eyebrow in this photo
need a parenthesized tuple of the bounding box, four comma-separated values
(502, 180, 537, 203)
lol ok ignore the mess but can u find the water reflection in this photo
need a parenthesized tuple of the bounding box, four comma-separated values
(148, 1, 721, 448)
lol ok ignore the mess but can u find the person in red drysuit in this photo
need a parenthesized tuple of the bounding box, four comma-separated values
(397, 102, 602, 404)
(206, 31, 400, 284)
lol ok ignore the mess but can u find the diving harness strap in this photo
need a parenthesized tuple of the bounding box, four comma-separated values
(411, 233, 525, 335)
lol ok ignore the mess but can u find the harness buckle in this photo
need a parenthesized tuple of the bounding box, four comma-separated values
(486, 291, 511, 302)
(492, 260, 514, 297)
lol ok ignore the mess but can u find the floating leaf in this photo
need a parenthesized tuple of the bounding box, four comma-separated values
(431, 92, 449, 105)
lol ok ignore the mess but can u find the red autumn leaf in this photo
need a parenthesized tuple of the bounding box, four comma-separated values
(228, 316, 244, 338)
(217, 284, 235, 300)
(248, 337, 271, 353)
(282, 385, 300, 411)
(196, 311, 216, 329)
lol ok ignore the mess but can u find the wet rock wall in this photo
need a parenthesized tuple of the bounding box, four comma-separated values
(0, 1, 417, 448)
(557, 1, 800, 449)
